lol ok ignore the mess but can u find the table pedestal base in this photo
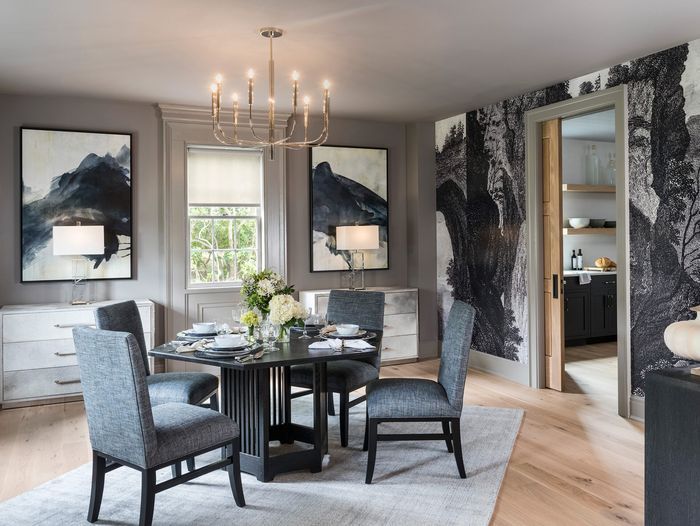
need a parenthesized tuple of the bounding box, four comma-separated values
(221, 363, 328, 482)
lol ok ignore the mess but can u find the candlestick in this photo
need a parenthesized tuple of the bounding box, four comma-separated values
(247, 69, 254, 106)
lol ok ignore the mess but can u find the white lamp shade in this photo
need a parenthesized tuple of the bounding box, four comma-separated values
(52, 225, 105, 256)
(336, 225, 380, 250)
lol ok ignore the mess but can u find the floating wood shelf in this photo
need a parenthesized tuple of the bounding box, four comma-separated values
(562, 184, 616, 193)
(563, 227, 616, 236)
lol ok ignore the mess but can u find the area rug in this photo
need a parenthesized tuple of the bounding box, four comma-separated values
(0, 400, 523, 526)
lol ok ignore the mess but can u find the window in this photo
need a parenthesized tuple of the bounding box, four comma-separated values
(187, 147, 263, 286)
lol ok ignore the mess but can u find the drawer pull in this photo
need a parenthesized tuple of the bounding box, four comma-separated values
(54, 351, 77, 357)
(54, 323, 95, 329)
(54, 378, 81, 385)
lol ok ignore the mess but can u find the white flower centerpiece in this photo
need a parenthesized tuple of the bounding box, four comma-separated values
(268, 294, 306, 343)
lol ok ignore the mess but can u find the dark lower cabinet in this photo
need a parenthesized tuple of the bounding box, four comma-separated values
(646, 368, 700, 525)
(564, 275, 617, 345)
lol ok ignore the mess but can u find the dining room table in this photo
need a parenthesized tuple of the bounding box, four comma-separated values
(148, 330, 380, 482)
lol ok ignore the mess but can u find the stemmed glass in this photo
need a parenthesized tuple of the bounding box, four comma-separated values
(299, 308, 314, 339)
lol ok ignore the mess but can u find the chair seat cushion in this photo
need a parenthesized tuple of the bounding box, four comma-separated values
(151, 403, 238, 467)
(366, 378, 460, 419)
(147, 372, 218, 406)
(290, 360, 378, 392)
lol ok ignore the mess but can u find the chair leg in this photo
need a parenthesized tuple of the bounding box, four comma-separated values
(171, 462, 182, 478)
(451, 418, 466, 479)
(327, 392, 336, 416)
(87, 451, 106, 523)
(210, 393, 219, 412)
(186, 457, 195, 471)
(339, 392, 350, 447)
(365, 419, 378, 484)
(139, 468, 156, 526)
(363, 407, 369, 451)
(227, 439, 246, 507)
(442, 420, 454, 453)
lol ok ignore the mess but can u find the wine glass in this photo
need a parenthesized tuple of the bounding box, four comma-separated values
(299, 308, 313, 339)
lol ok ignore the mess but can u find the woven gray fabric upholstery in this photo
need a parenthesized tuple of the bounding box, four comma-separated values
(73, 327, 157, 468)
(327, 289, 385, 370)
(437, 300, 475, 411)
(73, 328, 238, 469)
(290, 360, 379, 392)
(366, 378, 460, 418)
(365, 301, 475, 420)
(147, 372, 219, 406)
(151, 403, 239, 466)
(94, 301, 150, 375)
(94, 300, 219, 407)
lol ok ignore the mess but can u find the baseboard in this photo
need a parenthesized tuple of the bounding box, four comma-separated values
(468, 350, 529, 386)
(629, 394, 645, 422)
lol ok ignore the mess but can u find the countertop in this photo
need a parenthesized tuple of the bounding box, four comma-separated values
(564, 270, 617, 277)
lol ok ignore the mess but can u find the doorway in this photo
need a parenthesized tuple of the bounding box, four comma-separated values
(525, 86, 631, 418)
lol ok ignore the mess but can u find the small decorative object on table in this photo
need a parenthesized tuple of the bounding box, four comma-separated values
(268, 294, 306, 343)
(664, 305, 700, 375)
(240, 309, 261, 338)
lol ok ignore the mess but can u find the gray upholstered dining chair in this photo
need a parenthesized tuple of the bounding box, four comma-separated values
(73, 327, 245, 526)
(95, 300, 219, 475)
(363, 300, 475, 484)
(290, 289, 385, 447)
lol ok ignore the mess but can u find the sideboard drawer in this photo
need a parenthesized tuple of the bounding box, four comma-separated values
(4, 339, 78, 371)
(3, 310, 96, 343)
(383, 313, 417, 337)
(381, 335, 418, 363)
(4, 366, 82, 401)
(384, 291, 417, 315)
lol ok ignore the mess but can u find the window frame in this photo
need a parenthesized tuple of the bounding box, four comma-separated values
(185, 146, 265, 289)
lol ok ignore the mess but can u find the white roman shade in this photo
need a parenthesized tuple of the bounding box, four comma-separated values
(187, 147, 262, 205)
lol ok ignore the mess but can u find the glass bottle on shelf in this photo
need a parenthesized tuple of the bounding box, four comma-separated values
(585, 144, 600, 185)
(606, 152, 616, 185)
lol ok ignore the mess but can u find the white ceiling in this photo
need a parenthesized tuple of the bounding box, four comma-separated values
(1, 0, 700, 122)
(562, 109, 616, 142)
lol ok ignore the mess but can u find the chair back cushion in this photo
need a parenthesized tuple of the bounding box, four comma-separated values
(327, 289, 385, 369)
(94, 300, 149, 375)
(437, 301, 476, 411)
(73, 327, 157, 468)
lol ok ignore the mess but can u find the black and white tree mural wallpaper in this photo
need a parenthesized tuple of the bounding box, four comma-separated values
(436, 40, 700, 395)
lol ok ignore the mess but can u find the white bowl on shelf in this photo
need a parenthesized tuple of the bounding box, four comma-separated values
(568, 218, 590, 229)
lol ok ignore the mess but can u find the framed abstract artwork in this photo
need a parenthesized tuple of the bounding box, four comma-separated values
(20, 127, 133, 282)
(309, 145, 389, 272)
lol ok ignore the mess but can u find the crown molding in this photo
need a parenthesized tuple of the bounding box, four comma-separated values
(157, 103, 290, 128)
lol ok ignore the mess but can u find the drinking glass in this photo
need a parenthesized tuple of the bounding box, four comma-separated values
(261, 320, 278, 352)
(299, 308, 314, 339)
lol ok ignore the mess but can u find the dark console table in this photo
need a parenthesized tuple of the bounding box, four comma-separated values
(646, 367, 700, 525)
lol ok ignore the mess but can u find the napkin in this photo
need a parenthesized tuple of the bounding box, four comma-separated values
(175, 339, 208, 353)
(308, 339, 375, 351)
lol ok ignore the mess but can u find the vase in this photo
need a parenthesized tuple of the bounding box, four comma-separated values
(278, 325, 290, 343)
(664, 306, 700, 363)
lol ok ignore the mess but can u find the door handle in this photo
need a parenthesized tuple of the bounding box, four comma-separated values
(54, 378, 81, 385)
(54, 323, 95, 329)
(553, 274, 559, 299)
(54, 351, 77, 357)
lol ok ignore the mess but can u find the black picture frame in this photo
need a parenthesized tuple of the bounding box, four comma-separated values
(20, 126, 134, 283)
(309, 144, 389, 273)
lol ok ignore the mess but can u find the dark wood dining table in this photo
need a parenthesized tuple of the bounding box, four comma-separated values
(149, 331, 379, 482)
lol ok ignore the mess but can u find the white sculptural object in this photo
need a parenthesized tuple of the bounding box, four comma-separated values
(664, 306, 700, 375)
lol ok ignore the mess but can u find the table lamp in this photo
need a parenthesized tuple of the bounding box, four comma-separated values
(336, 225, 380, 290)
(52, 223, 105, 305)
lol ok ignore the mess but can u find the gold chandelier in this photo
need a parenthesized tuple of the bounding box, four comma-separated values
(209, 27, 330, 158)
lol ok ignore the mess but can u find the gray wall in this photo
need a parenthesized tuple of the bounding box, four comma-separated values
(0, 95, 439, 356)
(0, 94, 164, 314)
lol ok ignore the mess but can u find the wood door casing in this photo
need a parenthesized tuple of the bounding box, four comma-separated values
(542, 118, 565, 391)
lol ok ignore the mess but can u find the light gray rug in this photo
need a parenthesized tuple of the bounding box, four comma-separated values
(0, 400, 523, 526)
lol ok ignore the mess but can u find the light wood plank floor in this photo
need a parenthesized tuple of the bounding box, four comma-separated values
(0, 355, 643, 525)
